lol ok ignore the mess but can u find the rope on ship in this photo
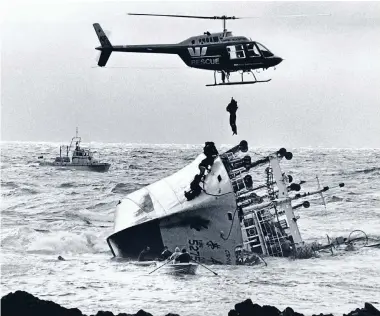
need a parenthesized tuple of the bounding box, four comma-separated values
(220, 207, 239, 241)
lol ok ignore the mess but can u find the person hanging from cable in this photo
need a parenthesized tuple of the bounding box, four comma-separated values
(226, 97, 238, 135)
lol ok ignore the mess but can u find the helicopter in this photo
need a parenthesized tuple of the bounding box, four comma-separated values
(93, 13, 284, 86)
(93, 13, 327, 86)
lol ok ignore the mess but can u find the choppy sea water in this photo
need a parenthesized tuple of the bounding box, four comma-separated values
(1, 142, 380, 316)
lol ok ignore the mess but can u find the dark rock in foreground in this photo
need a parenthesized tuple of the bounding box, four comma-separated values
(227, 299, 380, 316)
(1, 291, 380, 316)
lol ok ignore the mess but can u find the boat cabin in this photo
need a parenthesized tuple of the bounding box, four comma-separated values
(53, 134, 98, 166)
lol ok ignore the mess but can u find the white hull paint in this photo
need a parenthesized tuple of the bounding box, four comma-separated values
(107, 153, 242, 264)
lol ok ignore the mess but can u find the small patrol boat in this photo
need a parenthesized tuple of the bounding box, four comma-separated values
(162, 263, 198, 275)
(39, 128, 110, 172)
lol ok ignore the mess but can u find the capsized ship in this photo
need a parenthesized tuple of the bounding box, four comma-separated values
(107, 141, 344, 264)
(39, 129, 110, 172)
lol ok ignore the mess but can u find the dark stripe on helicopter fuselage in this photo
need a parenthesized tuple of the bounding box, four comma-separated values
(111, 41, 280, 72)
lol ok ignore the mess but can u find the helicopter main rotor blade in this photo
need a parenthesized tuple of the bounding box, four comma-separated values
(127, 13, 239, 20)
(240, 13, 331, 19)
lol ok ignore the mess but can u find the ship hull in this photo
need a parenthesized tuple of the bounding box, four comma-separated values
(107, 154, 242, 265)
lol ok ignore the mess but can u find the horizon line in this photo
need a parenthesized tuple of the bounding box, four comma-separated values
(1, 140, 379, 150)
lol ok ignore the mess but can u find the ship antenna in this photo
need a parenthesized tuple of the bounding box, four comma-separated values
(76, 127, 78, 138)
(316, 176, 327, 214)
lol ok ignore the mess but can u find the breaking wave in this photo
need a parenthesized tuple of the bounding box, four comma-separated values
(1, 227, 110, 255)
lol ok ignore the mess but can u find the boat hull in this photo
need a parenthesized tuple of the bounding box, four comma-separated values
(40, 162, 111, 172)
(162, 263, 198, 275)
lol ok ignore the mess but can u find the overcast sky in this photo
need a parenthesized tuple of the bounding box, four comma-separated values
(2, 1, 380, 147)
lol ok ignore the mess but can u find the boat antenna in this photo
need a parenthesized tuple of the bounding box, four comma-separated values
(76, 127, 78, 138)
(316, 176, 327, 214)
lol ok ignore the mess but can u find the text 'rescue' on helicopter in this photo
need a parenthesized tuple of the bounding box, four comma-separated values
(93, 13, 329, 86)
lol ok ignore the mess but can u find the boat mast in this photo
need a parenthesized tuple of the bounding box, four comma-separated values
(269, 155, 303, 245)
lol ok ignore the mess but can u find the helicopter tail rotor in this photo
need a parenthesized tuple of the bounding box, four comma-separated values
(93, 23, 113, 67)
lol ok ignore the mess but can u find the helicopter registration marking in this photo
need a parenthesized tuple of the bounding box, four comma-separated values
(191, 58, 220, 65)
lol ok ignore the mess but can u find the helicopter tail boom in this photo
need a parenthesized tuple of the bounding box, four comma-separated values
(93, 23, 113, 67)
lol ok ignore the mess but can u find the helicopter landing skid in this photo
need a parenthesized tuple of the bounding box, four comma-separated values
(206, 79, 271, 87)
(207, 70, 271, 87)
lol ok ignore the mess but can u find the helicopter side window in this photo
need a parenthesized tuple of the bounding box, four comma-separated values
(235, 44, 245, 58)
(246, 43, 261, 58)
(227, 45, 246, 59)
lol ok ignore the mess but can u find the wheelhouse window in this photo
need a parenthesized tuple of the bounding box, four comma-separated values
(247, 227, 258, 237)
(244, 218, 254, 227)
(246, 43, 261, 58)
(227, 44, 246, 59)
(256, 42, 274, 57)
(213, 36, 219, 42)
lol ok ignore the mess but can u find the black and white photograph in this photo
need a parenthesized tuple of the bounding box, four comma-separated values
(1, 1, 380, 316)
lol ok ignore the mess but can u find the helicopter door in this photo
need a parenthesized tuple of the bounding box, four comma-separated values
(227, 44, 246, 60)
(246, 43, 261, 58)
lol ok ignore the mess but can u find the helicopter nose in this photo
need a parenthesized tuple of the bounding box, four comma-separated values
(273, 56, 283, 66)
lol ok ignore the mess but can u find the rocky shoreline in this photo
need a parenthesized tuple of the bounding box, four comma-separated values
(1, 291, 380, 316)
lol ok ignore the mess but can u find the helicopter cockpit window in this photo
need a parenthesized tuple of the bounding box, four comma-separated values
(227, 45, 246, 59)
(246, 43, 261, 58)
(256, 42, 274, 57)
